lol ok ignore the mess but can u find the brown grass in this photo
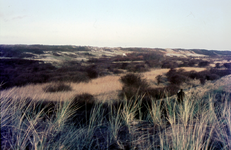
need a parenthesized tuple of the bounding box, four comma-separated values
(0, 67, 207, 102)
(175, 67, 206, 72)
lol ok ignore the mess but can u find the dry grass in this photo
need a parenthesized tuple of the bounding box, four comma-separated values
(1, 74, 231, 149)
(0, 75, 122, 102)
(0, 67, 207, 102)
(175, 67, 206, 72)
(183, 74, 231, 99)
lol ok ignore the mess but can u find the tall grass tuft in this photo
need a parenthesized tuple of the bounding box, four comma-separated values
(1, 85, 231, 149)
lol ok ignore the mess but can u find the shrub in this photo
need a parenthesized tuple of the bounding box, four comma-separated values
(142, 84, 179, 102)
(166, 68, 177, 78)
(210, 68, 231, 77)
(188, 60, 197, 67)
(112, 69, 123, 74)
(166, 68, 190, 86)
(206, 74, 220, 80)
(120, 73, 149, 89)
(119, 73, 149, 100)
(134, 64, 149, 72)
(86, 68, 98, 79)
(119, 86, 141, 100)
(215, 63, 221, 68)
(198, 61, 210, 67)
(69, 73, 90, 82)
(223, 63, 231, 69)
(200, 78, 206, 84)
(169, 74, 190, 86)
(43, 83, 72, 92)
(126, 64, 136, 72)
(189, 71, 203, 79)
(145, 88, 166, 100)
(156, 75, 162, 85)
(161, 61, 178, 68)
(121, 63, 128, 69)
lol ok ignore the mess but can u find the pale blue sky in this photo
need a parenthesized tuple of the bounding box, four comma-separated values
(0, 0, 230, 50)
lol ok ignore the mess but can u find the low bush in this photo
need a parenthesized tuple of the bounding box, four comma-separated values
(166, 68, 190, 86)
(198, 61, 210, 67)
(223, 63, 231, 69)
(146, 84, 179, 99)
(200, 78, 206, 84)
(188, 71, 203, 79)
(161, 61, 178, 68)
(86, 68, 98, 79)
(43, 83, 72, 92)
(205, 74, 220, 80)
(210, 68, 231, 77)
(169, 74, 190, 86)
(215, 63, 221, 68)
(155, 75, 164, 85)
(120, 73, 149, 89)
(119, 73, 149, 100)
(112, 69, 123, 74)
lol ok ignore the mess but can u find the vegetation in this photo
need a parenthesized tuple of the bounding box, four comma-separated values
(1, 85, 231, 149)
(1, 45, 231, 149)
(43, 82, 72, 92)
(119, 73, 149, 100)
(0, 59, 91, 89)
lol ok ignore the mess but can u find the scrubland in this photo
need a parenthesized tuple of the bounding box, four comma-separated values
(0, 67, 205, 101)
(1, 71, 231, 149)
(1, 46, 231, 149)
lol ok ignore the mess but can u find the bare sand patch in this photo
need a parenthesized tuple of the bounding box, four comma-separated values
(164, 48, 206, 57)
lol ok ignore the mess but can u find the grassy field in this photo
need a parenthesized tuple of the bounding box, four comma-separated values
(1, 69, 231, 149)
(0, 67, 206, 102)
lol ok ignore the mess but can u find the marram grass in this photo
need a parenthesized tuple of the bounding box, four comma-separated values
(1, 88, 231, 150)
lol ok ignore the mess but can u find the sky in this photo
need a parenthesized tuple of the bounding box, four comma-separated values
(0, 0, 231, 50)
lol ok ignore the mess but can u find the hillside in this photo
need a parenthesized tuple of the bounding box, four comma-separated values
(1, 45, 231, 63)
(1, 45, 231, 90)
